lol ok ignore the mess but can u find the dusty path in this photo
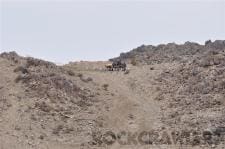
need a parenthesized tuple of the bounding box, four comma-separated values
(73, 63, 167, 148)
(87, 66, 161, 131)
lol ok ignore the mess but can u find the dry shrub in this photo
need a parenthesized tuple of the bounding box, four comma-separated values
(102, 84, 109, 91)
(81, 77, 93, 83)
(131, 58, 137, 66)
(84, 77, 93, 82)
(52, 124, 64, 135)
(77, 73, 93, 83)
(150, 67, 154, 70)
(154, 94, 164, 101)
(35, 101, 53, 112)
(67, 70, 75, 76)
(124, 70, 130, 74)
(78, 73, 83, 78)
(15, 75, 23, 83)
(15, 74, 31, 83)
(14, 66, 29, 74)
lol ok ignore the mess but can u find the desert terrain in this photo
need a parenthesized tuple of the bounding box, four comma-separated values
(0, 40, 225, 149)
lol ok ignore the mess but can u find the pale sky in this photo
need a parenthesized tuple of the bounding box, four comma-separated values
(1, 0, 225, 64)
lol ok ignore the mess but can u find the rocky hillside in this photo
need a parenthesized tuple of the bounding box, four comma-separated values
(110, 40, 225, 65)
(0, 52, 108, 149)
(0, 40, 225, 149)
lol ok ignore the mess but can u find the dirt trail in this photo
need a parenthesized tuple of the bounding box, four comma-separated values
(80, 64, 164, 134)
